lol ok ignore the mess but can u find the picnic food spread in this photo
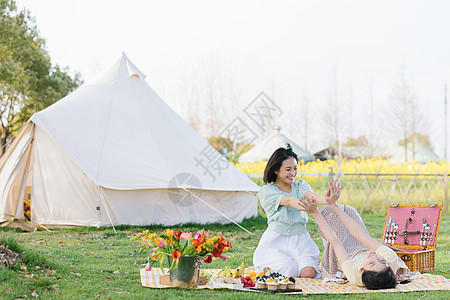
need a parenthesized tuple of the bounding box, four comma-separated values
(208, 266, 299, 292)
(211, 261, 256, 288)
(255, 271, 297, 291)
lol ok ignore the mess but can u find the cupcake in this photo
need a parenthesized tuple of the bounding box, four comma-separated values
(277, 281, 287, 290)
(256, 277, 267, 289)
(266, 278, 278, 291)
(266, 281, 279, 291)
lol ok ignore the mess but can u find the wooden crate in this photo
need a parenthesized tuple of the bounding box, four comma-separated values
(382, 204, 442, 273)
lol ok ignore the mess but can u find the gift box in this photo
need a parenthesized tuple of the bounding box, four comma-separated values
(382, 203, 443, 272)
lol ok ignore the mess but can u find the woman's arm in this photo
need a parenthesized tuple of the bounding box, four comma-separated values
(298, 197, 350, 265)
(324, 182, 382, 251)
(280, 196, 308, 210)
(304, 192, 327, 205)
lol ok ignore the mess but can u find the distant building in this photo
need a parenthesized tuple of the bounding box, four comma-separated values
(313, 147, 336, 161)
(313, 146, 369, 160)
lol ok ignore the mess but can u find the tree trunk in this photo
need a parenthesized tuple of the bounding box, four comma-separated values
(0, 128, 11, 157)
(0, 135, 5, 157)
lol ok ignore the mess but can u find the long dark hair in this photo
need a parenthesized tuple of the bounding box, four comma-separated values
(263, 144, 298, 184)
(361, 267, 396, 290)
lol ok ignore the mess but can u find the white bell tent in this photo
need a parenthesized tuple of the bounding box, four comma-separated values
(0, 54, 259, 230)
(239, 127, 315, 163)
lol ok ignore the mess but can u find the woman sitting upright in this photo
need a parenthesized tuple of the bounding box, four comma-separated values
(253, 144, 333, 278)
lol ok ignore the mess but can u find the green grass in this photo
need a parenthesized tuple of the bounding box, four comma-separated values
(0, 214, 448, 299)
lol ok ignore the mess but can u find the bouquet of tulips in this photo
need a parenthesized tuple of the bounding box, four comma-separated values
(131, 229, 232, 272)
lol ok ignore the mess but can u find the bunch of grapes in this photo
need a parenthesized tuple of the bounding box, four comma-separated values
(240, 276, 255, 287)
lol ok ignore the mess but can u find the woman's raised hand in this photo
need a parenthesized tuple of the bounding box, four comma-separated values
(325, 180, 342, 206)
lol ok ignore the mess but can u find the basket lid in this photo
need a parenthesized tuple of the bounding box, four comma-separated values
(382, 204, 442, 250)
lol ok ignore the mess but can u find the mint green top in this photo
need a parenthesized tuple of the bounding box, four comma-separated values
(258, 181, 311, 236)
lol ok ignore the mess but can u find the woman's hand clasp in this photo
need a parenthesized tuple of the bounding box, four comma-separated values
(299, 194, 318, 214)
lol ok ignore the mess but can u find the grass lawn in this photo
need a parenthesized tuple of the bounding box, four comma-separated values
(0, 214, 449, 299)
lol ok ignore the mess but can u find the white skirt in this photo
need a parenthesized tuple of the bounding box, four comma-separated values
(253, 229, 321, 278)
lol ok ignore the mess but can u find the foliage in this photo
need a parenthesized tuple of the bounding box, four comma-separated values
(131, 229, 232, 273)
(208, 136, 234, 153)
(399, 133, 432, 147)
(208, 136, 254, 163)
(208, 136, 254, 154)
(226, 151, 240, 164)
(0, 0, 81, 154)
(344, 135, 368, 147)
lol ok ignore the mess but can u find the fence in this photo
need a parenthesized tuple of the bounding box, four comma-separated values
(247, 168, 449, 216)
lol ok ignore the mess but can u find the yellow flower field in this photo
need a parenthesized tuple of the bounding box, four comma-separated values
(236, 157, 450, 176)
(236, 157, 450, 214)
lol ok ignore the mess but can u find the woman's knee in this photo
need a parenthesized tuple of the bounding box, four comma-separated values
(299, 266, 316, 278)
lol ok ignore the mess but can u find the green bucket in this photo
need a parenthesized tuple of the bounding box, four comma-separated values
(169, 255, 203, 288)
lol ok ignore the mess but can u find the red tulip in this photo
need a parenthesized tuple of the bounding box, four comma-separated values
(172, 250, 182, 261)
(174, 231, 183, 241)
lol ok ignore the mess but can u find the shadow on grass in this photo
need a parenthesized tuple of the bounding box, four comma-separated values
(32, 215, 270, 235)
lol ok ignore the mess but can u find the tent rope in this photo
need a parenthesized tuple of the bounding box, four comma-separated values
(181, 187, 253, 235)
(37, 224, 52, 232)
(96, 186, 117, 234)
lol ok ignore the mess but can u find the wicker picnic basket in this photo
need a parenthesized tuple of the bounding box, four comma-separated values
(382, 203, 443, 273)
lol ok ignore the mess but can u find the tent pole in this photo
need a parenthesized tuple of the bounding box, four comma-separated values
(96, 185, 117, 234)
(182, 187, 253, 235)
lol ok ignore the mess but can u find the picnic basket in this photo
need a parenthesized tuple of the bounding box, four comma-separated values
(382, 203, 443, 273)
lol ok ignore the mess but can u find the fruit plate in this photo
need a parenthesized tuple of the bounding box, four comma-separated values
(210, 281, 244, 290)
(250, 287, 303, 293)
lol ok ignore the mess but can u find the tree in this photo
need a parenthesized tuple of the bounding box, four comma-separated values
(322, 67, 345, 149)
(344, 135, 368, 147)
(399, 133, 431, 147)
(207, 136, 254, 163)
(178, 56, 242, 138)
(208, 136, 234, 154)
(365, 79, 376, 156)
(300, 91, 310, 152)
(0, 0, 81, 155)
(387, 64, 425, 161)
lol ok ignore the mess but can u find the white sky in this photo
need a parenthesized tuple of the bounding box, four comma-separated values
(15, 0, 450, 158)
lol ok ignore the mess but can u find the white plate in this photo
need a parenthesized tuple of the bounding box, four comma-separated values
(210, 281, 244, 290)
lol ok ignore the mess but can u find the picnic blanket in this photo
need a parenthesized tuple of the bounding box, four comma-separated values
(140, 268, 450, 294)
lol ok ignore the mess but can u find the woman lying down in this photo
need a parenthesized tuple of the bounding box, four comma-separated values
(300, 181, 413, 290)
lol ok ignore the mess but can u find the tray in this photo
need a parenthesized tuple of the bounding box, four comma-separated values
(250, 287, 303, 293)
(210, 281, 244, 290)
